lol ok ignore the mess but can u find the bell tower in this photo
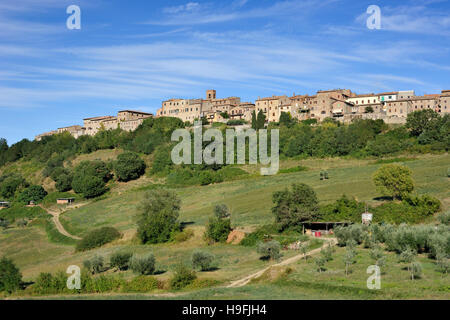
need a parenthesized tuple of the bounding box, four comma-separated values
(206, 89, 216, 100)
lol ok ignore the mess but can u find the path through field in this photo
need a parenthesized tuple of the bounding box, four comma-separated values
(227, 237, 337, 288)
(40, 205, 81, 240)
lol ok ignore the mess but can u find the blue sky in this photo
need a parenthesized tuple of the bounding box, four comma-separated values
(1, 0, 450, 144)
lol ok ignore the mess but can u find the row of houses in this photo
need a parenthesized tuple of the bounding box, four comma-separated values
(156, 89, 450, 125)
(35, 110, 153, 141)
(35, 88, 450, 141)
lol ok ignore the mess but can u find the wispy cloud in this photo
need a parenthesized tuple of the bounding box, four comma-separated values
(148, 0, 337, 26)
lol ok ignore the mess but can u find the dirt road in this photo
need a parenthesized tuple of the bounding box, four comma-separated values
(227, 238, 337, 288)
(40, 206, 81, 240)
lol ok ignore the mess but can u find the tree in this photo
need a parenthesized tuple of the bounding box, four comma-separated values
(406, 109, 440, 137)
(110, 251, 133, 271)
(137, 189, 181, 244)
(83, 255, 104, 274)
(17, 185, 47, 204)
(55, 173, 73, 192)
(214, 204, 230, 219)
(256, 110, 266, 129)
(130, 253, 156, 275)
(314, 256, 326, 273)
(191, 251, 215, 271)
(0, 138, 8, 153)
(72, 160, 110, 198)
(279, 112, 294, 127)
(365, 106, 374, 113)
(369, 245, 386, 268)
(114, 152, 146, 182)
(272, 183, 319, 231)
(251, 110, 257, 129)
(373, 164, 414, 200)
(0, 174, 28, 199)
(257, 240, 281, 260)
(72, 175, 106, 198)
(0, 257, 22, 293)
(343, 246, 356, 275)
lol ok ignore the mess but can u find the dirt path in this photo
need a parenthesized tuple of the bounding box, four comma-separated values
(227, 238, 337, 288)
(40, 206, 81, 240)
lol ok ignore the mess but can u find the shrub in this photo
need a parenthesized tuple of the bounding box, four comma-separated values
(170, 263, 197, 290)
(438, 211, 450, 225)
(257, 240, 281, 260)
(33, 271, 68, 295)
(0, 218, 10, 230)
(191, 251, 215, 271)
(174, 229, 194, 243)
(137, 189, 181, 244)
(114, 152, 146, 182)
(110, 251, 133, 271)
(122, 276, 158, 292)
(83, 255, 105, 274)
(372, 164, 414, 200)
(76, 227, 121, 251)
(204, 217, 231, 243)
(129, 253, 156, 275)
(0, 257, 22, 293)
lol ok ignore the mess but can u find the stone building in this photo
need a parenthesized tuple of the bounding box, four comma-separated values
(36, 110, 153, 141)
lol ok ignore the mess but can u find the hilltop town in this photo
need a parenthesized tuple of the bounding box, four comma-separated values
(36, 88, 450, 140)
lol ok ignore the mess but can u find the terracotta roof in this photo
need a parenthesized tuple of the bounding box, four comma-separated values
(83, 115, 115, 121)
(118, 110, 153, 115)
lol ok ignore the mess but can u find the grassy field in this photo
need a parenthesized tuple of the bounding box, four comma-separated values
(60, 153, 450, 238)
(1, 153, 449, 298)
(19, 244, 450, 300)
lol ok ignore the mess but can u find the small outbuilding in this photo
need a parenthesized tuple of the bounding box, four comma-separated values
(0, 201, 10, 209)
(303, 221, 351, 236)
(57, 198, 75, 205)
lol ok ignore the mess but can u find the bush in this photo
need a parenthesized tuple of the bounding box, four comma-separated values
(257, 240, 281, 260)
(191, 251, 215, 271)
(129, 253, 156, 275)
(438, 211, 450, 225)
(110, 251, 133, 271)
(17, 185, 47, 204)
(137, 189, 181, 244)
(33, 271, 69, 295)
(122, 276, 158, 293)
(114, 152, 146, 182)
(170, 263, 197, 290)
(83, 255, 105, 274)
(204, 217, 231, 243)
(174, 229, 194, 243)
(76, 227, 121, 251)
(0, 257, 22, 293)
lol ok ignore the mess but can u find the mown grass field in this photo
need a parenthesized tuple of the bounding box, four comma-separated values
(1, 152, 449, 299)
